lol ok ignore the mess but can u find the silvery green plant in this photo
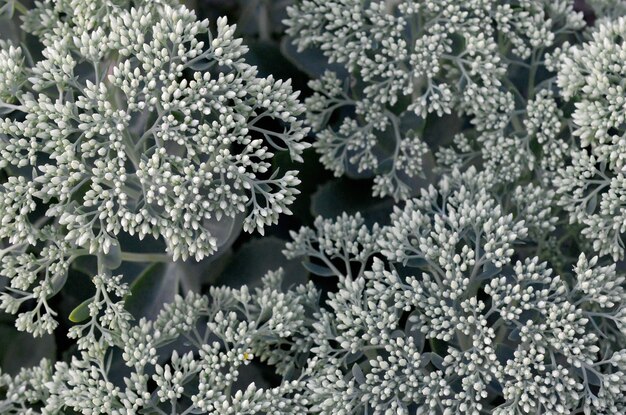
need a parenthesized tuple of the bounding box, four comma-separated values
(285, 0, 585, 200)
(0, 269, 319, 414)
(5, 166, 625, 414)
(585, 0, 626, 20)
(555, 16, 626, 261)
(2, 1, 626, 415)
(0, 0, 309, 335)
(285, 168, 626, 414)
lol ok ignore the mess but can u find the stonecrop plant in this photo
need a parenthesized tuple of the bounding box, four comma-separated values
(0, 0, 308, 335)
(2, 0, 626, 414)
(285, 0, 586, 200)
(555, 16, 626, 261)
(1, 269, 319, 414)
(285, 168, 626, 414)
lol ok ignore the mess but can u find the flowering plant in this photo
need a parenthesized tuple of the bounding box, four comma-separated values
(2, 1, 626, 414)
(0, 0, 308, 335)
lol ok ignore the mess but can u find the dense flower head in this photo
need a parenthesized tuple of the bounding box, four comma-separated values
(0, 269, 319, 414)
(1, 163, 626, 414)
(0, 40, 24, 103)
(0, 1, 309, 334)
(285, 0, 584, 199)
(286, 168, 626, 414)
(555, 16, 626, 260)
(3, 2, 626, 414)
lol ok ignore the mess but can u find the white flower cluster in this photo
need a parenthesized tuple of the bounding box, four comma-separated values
(438, 88, 574, 188)
(6, 165, 624, 414)
(4, 2, 626, 414)
(284, 212, 381, 279)
(283, 9, 626, 410)
(289, 169, 626, 414)
(0, 0, 309, 334)
(1, 166, 625, 414)
(0, 269, 318, 414)
(555, 16, 626, 260)
(285, 0, 584, 199)
(0, 40, 24, 104)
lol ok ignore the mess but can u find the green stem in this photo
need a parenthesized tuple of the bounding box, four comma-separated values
(527, 49, 541, 100)
(0, 102, 24, 112)
(258, 1, 271, 41)
(120, 251, 172, 263)
(122, 131, 142, 168)
(13, 0, 29, 15)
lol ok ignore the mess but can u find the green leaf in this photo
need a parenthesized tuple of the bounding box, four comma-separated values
(302, 261, 335, 277)
(0, 324, 56, 376)
(0, 16, 20, 44)
(405, 317, 425, 351)
(125, 263, 172, 321)
(352, 364, 365, 384)
(0, 2, 14, 19)
(68, 297, 94, 323)
(311, 178, 395, 226)
(428, 339, 448, 359)
(280, 36, 348, 79)
(476, 263, 503, 281)
(404, 257, 428, 268)
(215, 236, 309, 289)
(49, 267, 69, 296)
(100, 240, 122, 270)
(71, 255, 98, 277)
(204, 211, 244, 253)
(421, 352, 444, 370)
(496, 344, 516, 365)
(125, 255, 222, 320)
(508, 328, 521, 342)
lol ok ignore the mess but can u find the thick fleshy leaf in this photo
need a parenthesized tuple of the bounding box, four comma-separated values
(68, 297, 94, 323)
(311, 178, 395, 226)
(0, 324, 56, 375)
(302, 261, 335, 277)
(100, 241, 122, 270)
(0, 16, 20, 44)
(280, 36, 348, 80)
(215, 236, 308, 289)
(125, 263, 184, 321)
(204, 211, 244, 253)
(124, 253, 227, 321)
(420, 352, 444, 370)
(351, 364, 365, 384)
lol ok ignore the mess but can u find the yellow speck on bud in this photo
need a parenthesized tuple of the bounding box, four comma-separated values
(242, 352, 253, 364)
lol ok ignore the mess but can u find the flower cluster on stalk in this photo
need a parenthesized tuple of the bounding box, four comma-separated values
(0, 0, 309, 334)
